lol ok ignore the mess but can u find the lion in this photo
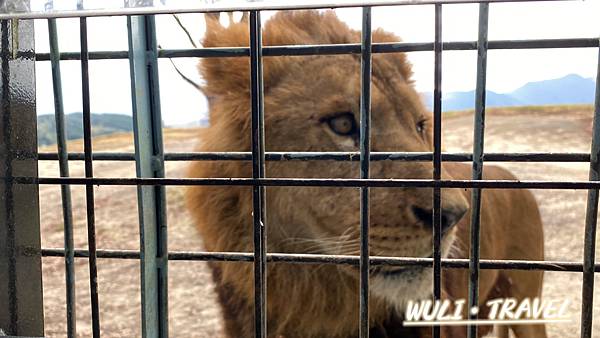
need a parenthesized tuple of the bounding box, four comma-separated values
(186, 10, 546, 338)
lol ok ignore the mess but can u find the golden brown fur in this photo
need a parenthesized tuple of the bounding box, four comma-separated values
(186, 10, 546, 338)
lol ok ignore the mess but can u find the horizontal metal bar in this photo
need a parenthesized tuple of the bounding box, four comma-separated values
(35, 151, 592, 162)
(34, 38, 599, 61)
(36, 50, 129, 61)
(12, 177, 600, 190)
(40, 248, 600, 273)
(0, 0, 573, 20)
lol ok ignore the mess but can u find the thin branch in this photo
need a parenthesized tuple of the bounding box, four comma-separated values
(172, 14, 198, 48)
(160, 16, 202, 90)
(158, 44, 201, 91)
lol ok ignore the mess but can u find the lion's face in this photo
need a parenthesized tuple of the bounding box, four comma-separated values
(196, 10, 469, 308)
(263, 53, 469, 304)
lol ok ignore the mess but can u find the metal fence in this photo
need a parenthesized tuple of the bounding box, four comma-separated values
(0, 0, 599, 338)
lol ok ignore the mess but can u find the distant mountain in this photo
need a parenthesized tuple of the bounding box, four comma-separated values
(37, 113, 133, 146)
(423, 74, 596, 112)
(441, 91, 523, 112)
(510, 74, 596, 105)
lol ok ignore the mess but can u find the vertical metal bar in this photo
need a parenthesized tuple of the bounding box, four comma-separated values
(0, 16, 44, 337)
(79, 16, 101, 338)
(359, 6, 372, 338)
(48, 17, 77, 338)
(128, 14, 169, 338)
(432, 4, 443, 338)
(250, 10, 267, 338)
(468, 4, 489, 338)
(580, 40, 600, 338)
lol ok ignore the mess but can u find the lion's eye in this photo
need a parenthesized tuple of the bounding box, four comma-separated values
(324, 113, 357, 136)
(416, 119, 427, 134)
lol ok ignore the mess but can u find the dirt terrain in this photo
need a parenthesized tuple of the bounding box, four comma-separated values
(39, 105, 598, 337)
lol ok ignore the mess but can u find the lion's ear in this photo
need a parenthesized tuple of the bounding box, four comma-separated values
(199, 13, 252, 98)
(199, 12, 287, 100)
(372, 28, 413, 83)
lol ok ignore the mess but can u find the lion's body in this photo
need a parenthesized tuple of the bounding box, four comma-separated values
(186, 10, 545, 338)
(440, 164, 546, 338)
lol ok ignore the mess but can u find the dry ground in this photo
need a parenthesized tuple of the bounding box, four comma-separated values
(39, 105, 599, 337)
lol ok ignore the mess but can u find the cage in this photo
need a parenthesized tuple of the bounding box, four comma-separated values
(0, 0, 599, 337)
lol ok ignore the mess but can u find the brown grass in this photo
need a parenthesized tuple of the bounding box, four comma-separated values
(443, 103, 593, 119)
(39, 128, 199, 153)
(39, 106, 599, 337)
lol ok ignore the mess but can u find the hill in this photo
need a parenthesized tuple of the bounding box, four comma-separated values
(37, 113, 133, 146)
(510, 74, 596, 105)
(422, 74, 596, 111)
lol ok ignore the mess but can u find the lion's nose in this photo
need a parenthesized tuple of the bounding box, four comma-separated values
(412, 205, 468, 233)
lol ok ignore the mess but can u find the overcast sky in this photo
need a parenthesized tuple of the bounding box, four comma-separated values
(32, 0, 599, 125)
